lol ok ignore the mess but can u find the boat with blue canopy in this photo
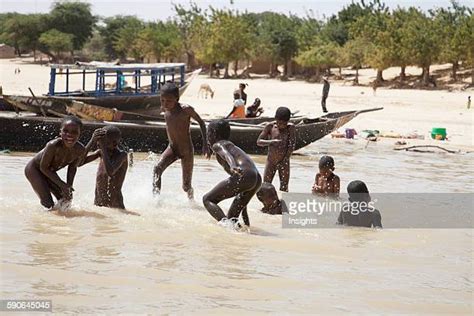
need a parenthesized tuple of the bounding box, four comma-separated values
(45, 62, 200, 113)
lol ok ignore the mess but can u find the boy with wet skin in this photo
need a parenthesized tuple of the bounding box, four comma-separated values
(312, 155, 340, 197)
(82, 126, 129, 210)
(203, 120, 262, 228)
(25, 116, 85, 209)
(257, 107, 296, 192)
(153, 82, 210, 199)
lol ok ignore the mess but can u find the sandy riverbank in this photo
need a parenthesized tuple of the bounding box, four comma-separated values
(1, 58, 472, 149)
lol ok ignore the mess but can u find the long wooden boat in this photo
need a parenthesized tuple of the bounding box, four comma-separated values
(46, 63, 200, 111)
(0, 108, 381, 154)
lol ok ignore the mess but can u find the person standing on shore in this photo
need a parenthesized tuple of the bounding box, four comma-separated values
(321, 77, 330, 113)
(235, 83, 248, 105)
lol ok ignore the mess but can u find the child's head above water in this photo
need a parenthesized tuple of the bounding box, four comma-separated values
(257, 182, 279, 207)
(207, 119, 231, 145)
(347, 180, 371, 203)
(319, 155, 335, 173)
(60, 116, 82, 148)
(253, 98, 261, 106)
(160, 82, 179, 110)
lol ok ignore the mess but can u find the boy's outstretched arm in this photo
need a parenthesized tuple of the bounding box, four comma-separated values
(185, 107, 210, 158)
(98, 141, 127, 177)
(82, 150, 101, 165)
(257, 124, 280, 147)
(79, 128, 106, 166)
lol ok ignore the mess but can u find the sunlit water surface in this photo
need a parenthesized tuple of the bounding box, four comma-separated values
(1, 138, 472, 314)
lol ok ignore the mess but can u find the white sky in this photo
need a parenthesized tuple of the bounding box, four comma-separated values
(0, 0, 471, 21)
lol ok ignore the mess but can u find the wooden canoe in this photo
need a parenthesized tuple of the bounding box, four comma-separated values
(0, 108, 382, 154)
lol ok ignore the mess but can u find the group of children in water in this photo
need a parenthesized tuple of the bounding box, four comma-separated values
(25, 82, 382, 229)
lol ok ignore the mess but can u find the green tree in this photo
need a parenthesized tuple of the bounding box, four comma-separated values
(135, 21, 183, 62)
(39, 29, 74, 61)
(343, 37, 370, 84)
(399, 8, 441, 85)
(321, 0, 386, 46)
(173, 2, 207, 69)
(387, 8, 414, 82)
(431, 1, 472, 80)
(197, 8, 252, 78)
(49, 1, 96, 51)
(254, 12, 299, 77)
(0, 13, 48, 57)
(113, 18, 145, 61)
(350, 5, 391, 83)
(296, 37, 340, 80)
(100, 16, 141, 60)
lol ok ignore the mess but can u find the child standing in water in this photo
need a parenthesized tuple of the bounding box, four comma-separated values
(312, 155, 340, 197)
(203, 120, 262, 229)
(337, 180, 382, 228)
(82, 126, 130, 211)
(257, 107, 296, 192)
(153, 82, 209, 199)
(25, 116, 85, 209)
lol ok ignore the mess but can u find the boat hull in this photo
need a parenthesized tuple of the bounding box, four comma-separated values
(0, 108, 382, 154)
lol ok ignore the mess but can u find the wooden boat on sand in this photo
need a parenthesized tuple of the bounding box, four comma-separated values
(0, 108, 382, 154)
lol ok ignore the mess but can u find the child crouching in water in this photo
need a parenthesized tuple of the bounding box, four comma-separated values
(312, 155, 340, 197)
(82, 126, 135, 214)
(256, 182, 287, 215)
(337, 180, 382, 228)
(203, 120, 262, 229)
(25, 116, 85, 210)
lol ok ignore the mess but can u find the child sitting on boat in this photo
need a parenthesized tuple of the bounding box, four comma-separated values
(312, 155, 340, 197)
(153, 82, 210, 199)
(257, 107, 296, 192)
(256, 182, 287, 215)
(203, 120, 262, 229)
(337, 180, 382, 228)
(246, 98, 264, 118)
(25, 116, 85, 210)
(81, 126, 135, 214)
(226, 92, 246, 119)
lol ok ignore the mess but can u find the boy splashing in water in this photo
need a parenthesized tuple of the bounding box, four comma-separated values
(257, 107, 295, 192)
(203, 120, 262, 229)
(312, 155, 340, 197)
(25, 116, 85, 210)
(82, 126, 129, 210)
(153, 82, 209, 199)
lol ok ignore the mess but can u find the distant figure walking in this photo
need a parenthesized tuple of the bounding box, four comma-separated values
(468, 96, 471, 109)
(372, 80, 378, 96)
(321, 77, 330, 113)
